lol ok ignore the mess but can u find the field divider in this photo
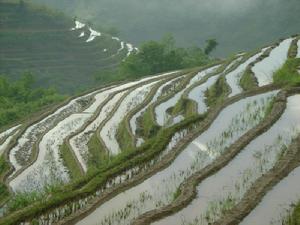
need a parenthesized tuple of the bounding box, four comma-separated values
(131, 85, 288, 225)
(53, 85, 278, 225)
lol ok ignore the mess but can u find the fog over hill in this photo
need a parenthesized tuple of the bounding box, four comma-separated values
(31, 0, 300, 56)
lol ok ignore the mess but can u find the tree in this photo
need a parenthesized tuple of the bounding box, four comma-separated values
(204, 39, 218, 55)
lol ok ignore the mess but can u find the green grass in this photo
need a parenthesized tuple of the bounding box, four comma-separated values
(0, 1, 125, 93)
(87, 133, 109, 171)
(288, 38, 299, 58)
(273, 58, 300, 87)
(116, 120, 134, 151)
(171, 98, 197, 118)
(59, 142, 83, 180)
(284, 202, 300, 225)
(240, 68, 258, 91)
(0, 156, 10, 204)
(0, 113, 206, 225)
(139, 107, 160, 139)
(205, 75, 230, 107)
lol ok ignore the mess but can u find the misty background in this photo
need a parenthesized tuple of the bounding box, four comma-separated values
(30, 0, 300, 57)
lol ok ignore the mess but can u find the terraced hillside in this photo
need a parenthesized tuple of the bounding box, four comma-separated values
(0, 1, 136, 93)
(0, 35, 299, 225)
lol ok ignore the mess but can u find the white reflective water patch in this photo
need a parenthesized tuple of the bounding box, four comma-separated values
(126, 43, 134, 56)
(297, 39, 300, 58)
(226, 48, 268, 97)
(118, 41, 125, 52)
(155, 94, 299, 225)
(224, 56, 243, 73)
(86, 27, 101, 42)
(241, 167, 300, 225)
(76, 92, 275, 225)
(130, 76, 181, 138)
(71, 20, 85, 30)
(112, 36, 120, 41)
(0, 124, 21, 141)
(70, 91, 125, 172)
(0, 129, 20, 155)
(78, 32, 84, 37)
(100, 81, 159, 155)
(10, 113, 91, 193)
(253, 38, 293, 86)
(188, 74, 220, 114)
(155, 65, 220, 126)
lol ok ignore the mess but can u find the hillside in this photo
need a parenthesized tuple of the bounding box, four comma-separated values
(0, 1, 136, 93)
(0, 35, 299, 225)
(30, 0, 300, 57)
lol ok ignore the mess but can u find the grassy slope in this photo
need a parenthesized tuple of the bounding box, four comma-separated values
(59, 143, 83, 180)
(0, 1, 126, 93)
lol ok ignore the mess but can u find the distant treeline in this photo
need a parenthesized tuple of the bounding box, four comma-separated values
(96, 35, 218, 81)
(0, 73, 65, 128)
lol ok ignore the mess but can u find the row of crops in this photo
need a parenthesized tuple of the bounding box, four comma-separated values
(0, 35, 299, 225)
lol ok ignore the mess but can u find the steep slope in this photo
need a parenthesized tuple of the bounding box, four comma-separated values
(0, 1, 135, 93)
(31, 0, 300, 57)
(0, 36, 299, 225)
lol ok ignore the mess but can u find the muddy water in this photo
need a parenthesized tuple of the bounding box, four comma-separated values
(155, 65, 220, 126)
(76, 92, 275, 225)
(154, 94, 300, 225)
(239, 98, 300, 225)
(240, 166, 300, 225)
(100, 81, 159, 155)
(253, 38, 293, 86)
(226, 49, 268, 97)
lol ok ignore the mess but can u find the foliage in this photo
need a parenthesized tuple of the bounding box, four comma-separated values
(240, 68, 258, 91)
(87, 133, 109, 171)
(0, 156, 10, 203)
(0, 72, 65, 128)
(205, 75, 230, 107)
(59, 143, 83, 180)
(284, 201, 300, 225)
(117, 35, 211, 79)
(273, 58, 300, 86)
(204, 39, 218, 55)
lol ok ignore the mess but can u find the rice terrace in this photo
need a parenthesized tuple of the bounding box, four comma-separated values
(0, 0, 300, 225)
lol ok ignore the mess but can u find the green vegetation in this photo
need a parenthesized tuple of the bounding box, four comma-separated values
(288, 38, 299, 58)
(204, 39, 218, 55)
(116, 35, 212, 79)
(116, 120, 134, 151)
(240, 68, 258, 91)
(205, 75, 230, 107)
(0, 113, 207, 225)
(32, 0, 300, 57)
(285, 202, 300, 225)
(87, 133, 109, 171)
(0, 156, 10, 203)
(0, 73, 64, 128)
(138, 107, 160, 139)
(171, 98, 197, 118)
(0, 1, 126, 93)
(59, 142, 83, 179)
(273, 58, 300, 86)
